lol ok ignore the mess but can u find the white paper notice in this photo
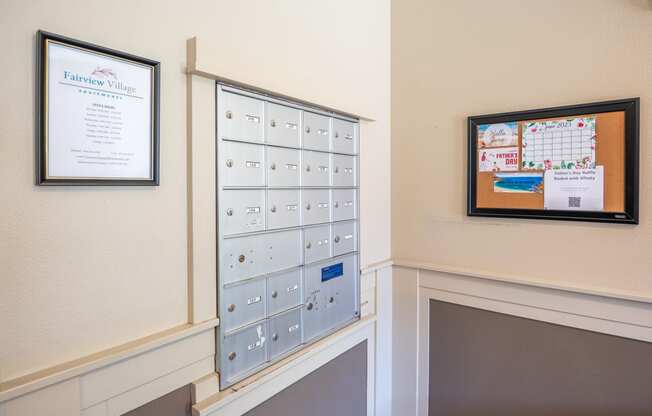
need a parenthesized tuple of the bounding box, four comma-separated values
(46, 41, 153, 179)
(544, 167, 604, 211)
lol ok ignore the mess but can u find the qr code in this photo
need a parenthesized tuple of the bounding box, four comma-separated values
(568, 197, 581, 208)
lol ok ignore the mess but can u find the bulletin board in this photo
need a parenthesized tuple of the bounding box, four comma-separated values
(467, 99, 639, 224)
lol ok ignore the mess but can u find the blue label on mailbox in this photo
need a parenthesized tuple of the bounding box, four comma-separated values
(321, 263, 344, 282)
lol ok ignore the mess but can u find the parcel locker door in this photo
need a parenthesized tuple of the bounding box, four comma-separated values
(264, 229, 303, 274)
(304, 225, 331, 264)
(268, 308, 302, 360)
(332, 189, 356, 221)
(332, 221, 357, 257)
(220, 234, 264, 284)
(302, 112, 330, 151)
(221, 321, 268, 386)
(302, 189, 331, 225)
(331, 154, 356, 187)
(267, 268, 302, 316)
(266, 103, 301, 148)
(301, 150, 330, 187)
(267, 147, 300, 187)
(221, 141, 265, 187)
(220, 91, 264, 143)
(221, 278, 266, 332)
(267, 190, 300, 230)
(222, 190, 266, 235)
(331, 118, 357, 154)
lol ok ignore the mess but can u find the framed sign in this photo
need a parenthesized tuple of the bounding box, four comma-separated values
(468, 98, 639, 224)
(36, 31, 160, 185)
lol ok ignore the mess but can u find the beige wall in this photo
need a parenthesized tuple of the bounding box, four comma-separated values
(392, 1, 652, 296)
(0, 0, 390, 382)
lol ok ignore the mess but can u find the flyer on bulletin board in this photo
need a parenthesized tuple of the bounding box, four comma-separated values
(479, 147, 519, 172)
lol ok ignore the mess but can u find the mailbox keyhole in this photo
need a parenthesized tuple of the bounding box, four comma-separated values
(238, 254, 245, 263)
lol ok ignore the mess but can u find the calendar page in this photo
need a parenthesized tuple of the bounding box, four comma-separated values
(522, 117, 596, 171)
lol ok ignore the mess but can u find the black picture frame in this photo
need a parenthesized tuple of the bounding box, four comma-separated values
(36, 30, 160, 185)
(467, 98, 639, 224)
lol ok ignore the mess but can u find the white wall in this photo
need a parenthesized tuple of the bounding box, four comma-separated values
(0, 0, 390, 383)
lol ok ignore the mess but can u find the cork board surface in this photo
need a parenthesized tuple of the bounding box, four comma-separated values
(476, 111, 625, 212)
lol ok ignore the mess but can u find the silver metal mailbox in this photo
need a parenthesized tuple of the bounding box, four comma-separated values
(220, 91, 264, 144)
(267, 146, 300, 187)
(265, 102, 301, 148)
(220, 321, 268, 385)
(221, 141, 266, 187)
(302, 254, 359, 342)
(267, 268, 302, 316)
(221, 190, 266, 235)
(332, 221, 357, 257)
(332, 189, 357, 221)
(331, 118, 357, 154)
(268, 308, 302, 360)
(302, 189, 331, 225)
(217, 84, 359, 389)
(267, 189, 300, 230)
(221, 278, 266, 332)
(331, 154, 356, 187)
(303, 225, 331, 264)
(303, 112, 330, 151)
(301, 150, 330, 187)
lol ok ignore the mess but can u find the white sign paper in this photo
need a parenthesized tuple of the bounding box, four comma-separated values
(46, 41, 153, 179)
(544, 167, 604, 211)
(479, 147, 519, 172)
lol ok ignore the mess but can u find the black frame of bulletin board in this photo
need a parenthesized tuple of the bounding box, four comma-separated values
(467, 98, 639, 224)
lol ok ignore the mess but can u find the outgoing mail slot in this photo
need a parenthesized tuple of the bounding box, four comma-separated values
(266, 102, 301, 148)
(302, 112, 330, 151)
(301, 150, 330, 187)
(267, 189, 300, 230)
(221, 141, 265, 187)
(220, 91, 264, 143)
(268, 308, 302, 360)
(332, 189, 356, 221)
(267, 268, 302, 316)
(222, 190, 266, 235)
(263, 229, 303, 274)
(332, 221, 357, 257)
(221, 278, 266, 332)
(302, 254, 358, 342)
(331, 118, 357, 154)
(220, 321, 268, 385)
(267, 147, 300, 187)
(302, 189, 331, 225)
(221, 234, 264, 284)
(303, 225, 331, 264)
(331, 154, 356, 187)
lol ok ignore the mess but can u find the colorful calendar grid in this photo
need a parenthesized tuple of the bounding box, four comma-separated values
(522, 117, 596, 170)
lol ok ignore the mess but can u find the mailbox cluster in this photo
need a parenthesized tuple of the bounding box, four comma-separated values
(216, 84, 360, 388)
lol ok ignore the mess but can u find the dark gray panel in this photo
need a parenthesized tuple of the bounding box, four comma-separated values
(245, 341, 367, 416)
(429, 299, 652, 416)
(121, 384, 191, 416)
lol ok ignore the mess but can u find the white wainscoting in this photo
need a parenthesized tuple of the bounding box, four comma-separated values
(391, 262, 652, 416)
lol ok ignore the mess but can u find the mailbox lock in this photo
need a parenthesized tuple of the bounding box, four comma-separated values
(307, 302, 314, 311)
(228, 352, 237, 361)
(329, 296, 334, 304)
(305, 164, 311, 172)
(270, 205, 277, 213)
(225, 110, 233, 119)
(226, 159, 234, 168)
(305, 126, 311, 134)
(270, 119, 276, 127)
(306, 203, 311, 210)
(272, 333, 279, 342)
(334, 202, 339, 208)
(334, 235, 340, 243)
(335, 132, 339, 138)
(227, 303, 236, 312)
(270, 163, 276, 170)
(306, 242, 312, 249)
(238, 254, 246, 263)
(226, 208, 234, 216)
(271, 290, 278, 298)
(334, 167, 339, 173)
